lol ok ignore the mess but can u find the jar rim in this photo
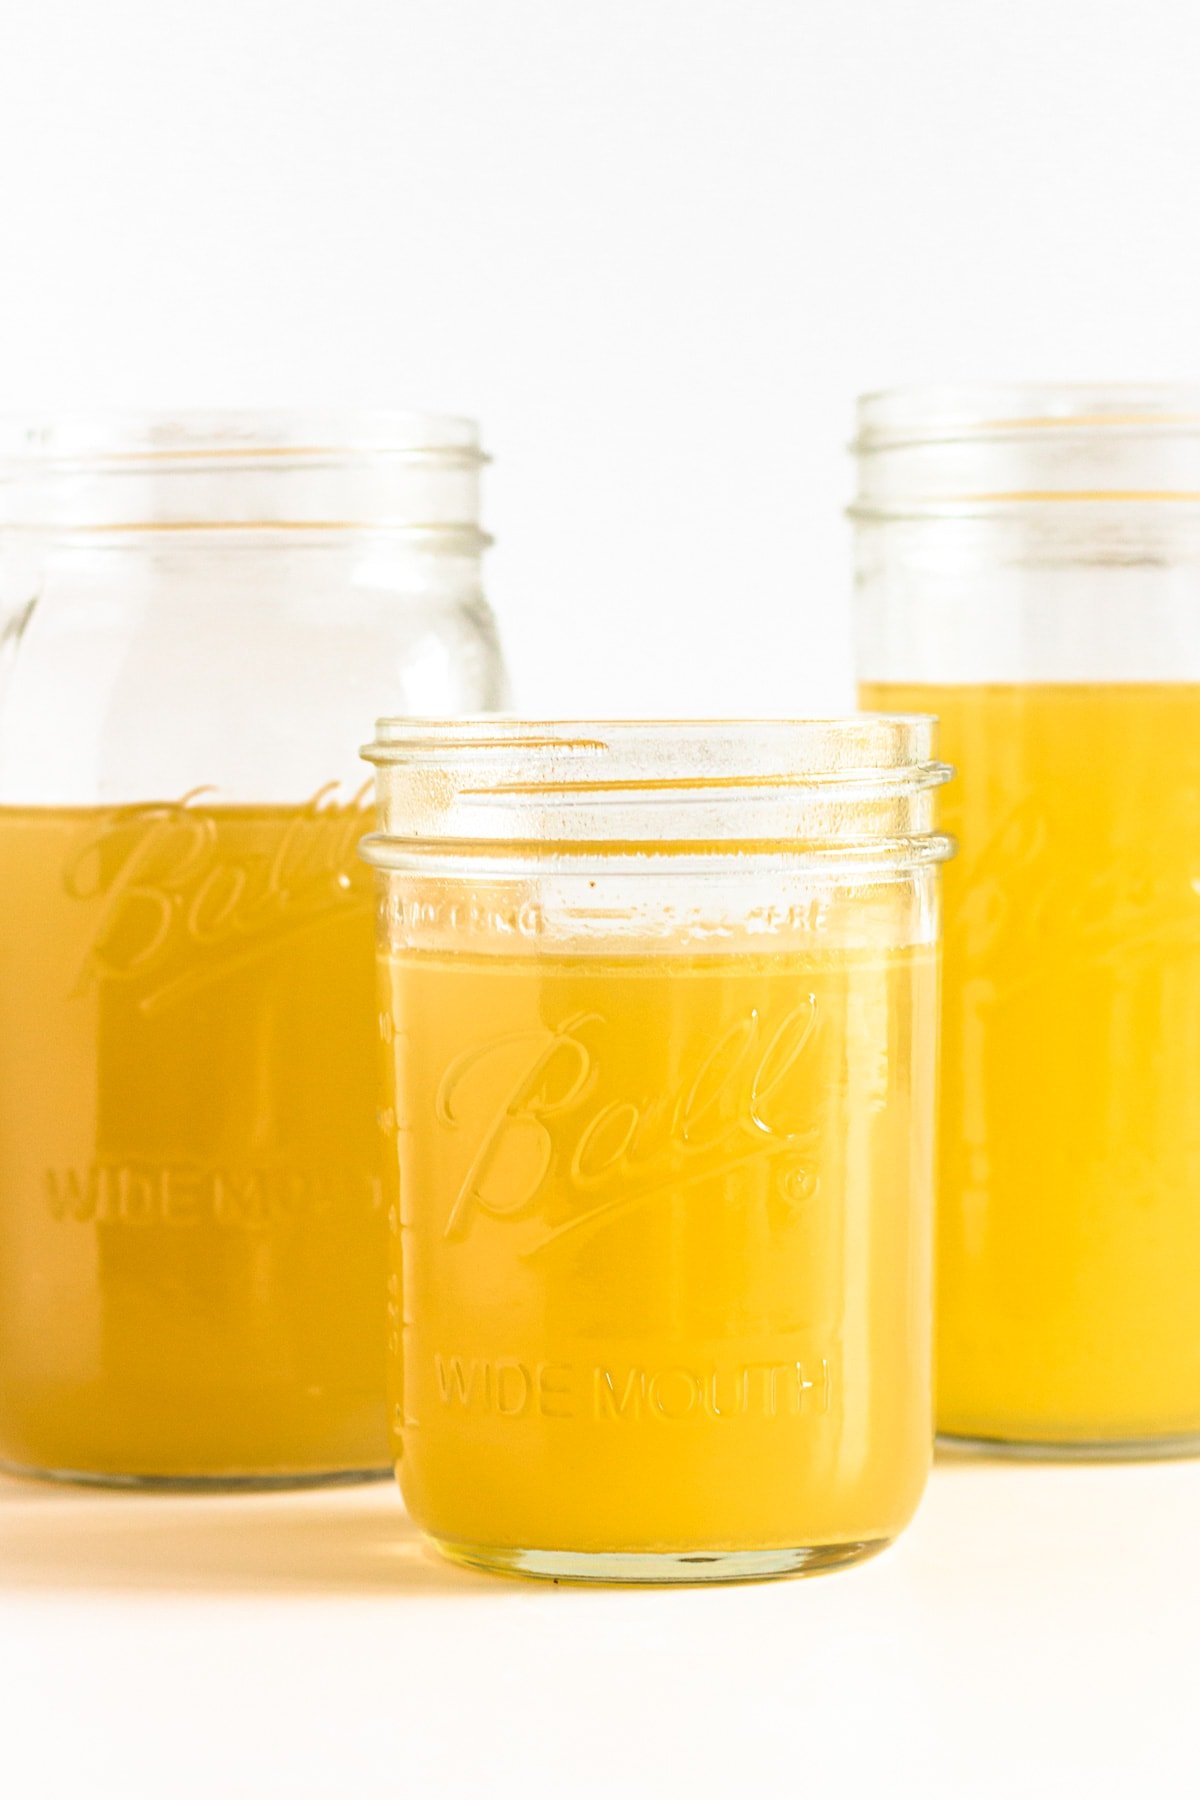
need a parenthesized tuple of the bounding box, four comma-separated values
(853, 384, 1200, 519)
(855, 384, 1200, 452)
(0, 409, 488, 533)
(0, 408, 484, 471)
(361, 716, 953, 869)
(363, 713, 943, 770)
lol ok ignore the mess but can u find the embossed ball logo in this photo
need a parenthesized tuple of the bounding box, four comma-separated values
(63, 781, 372, 1011)
(432, 999, 823, 1252)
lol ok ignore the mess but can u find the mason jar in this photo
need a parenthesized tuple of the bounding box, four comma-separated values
(854, 383, 1200, 1455)
(0, 411, 508, 1486)
(362, 717, 950, 1582)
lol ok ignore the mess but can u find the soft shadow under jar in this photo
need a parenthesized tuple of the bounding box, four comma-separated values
(361, 718, 951, 1582)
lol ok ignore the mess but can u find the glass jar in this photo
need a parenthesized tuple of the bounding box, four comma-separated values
(0, 411, 508, 1486)
(362, 717, 950, 1582)
(854, 384, 1200, 1455)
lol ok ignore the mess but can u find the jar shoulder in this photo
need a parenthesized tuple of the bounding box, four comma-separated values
(0, 544, 509, 804)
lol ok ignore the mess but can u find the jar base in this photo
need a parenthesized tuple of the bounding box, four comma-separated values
(938, 1429, 1200, 1464)
(0, 1458, 393, 1494)
(433, 1536, 892, 1585)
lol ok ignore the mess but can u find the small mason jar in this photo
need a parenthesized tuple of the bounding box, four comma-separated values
(854, 384, 1200, 1455)
(0, 411, 507, 1486)
(361, 717, 950, 1582)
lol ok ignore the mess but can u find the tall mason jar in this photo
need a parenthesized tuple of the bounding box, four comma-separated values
(0, 411, 507, 1485)
(853, 384, 1200, 1455)
(363, 717, 949, 1581)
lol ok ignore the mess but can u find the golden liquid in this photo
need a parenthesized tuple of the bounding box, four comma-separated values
(382, 943, 936, 1557)
(861, 681, 1200, 1445)
(0, 794, 387, 1480)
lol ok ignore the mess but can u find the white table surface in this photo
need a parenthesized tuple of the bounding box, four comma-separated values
(1, 1451, 1196, 1798)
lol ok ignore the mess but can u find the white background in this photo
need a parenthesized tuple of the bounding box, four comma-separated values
(3, 1459, 1199, 1799)
(7, 0, 1200, 715)
(4, 4, 1200, 1795)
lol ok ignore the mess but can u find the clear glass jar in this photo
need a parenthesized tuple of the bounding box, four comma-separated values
(0, 411, 508, 1486)
(362, 717, 950, 1582)
(853, 384, 1200, 1455)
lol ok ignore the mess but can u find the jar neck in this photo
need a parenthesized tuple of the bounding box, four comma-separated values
(361, 718, 953, 873)
(853, 384, 1200, 515)
(0, 411, 487, 532)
